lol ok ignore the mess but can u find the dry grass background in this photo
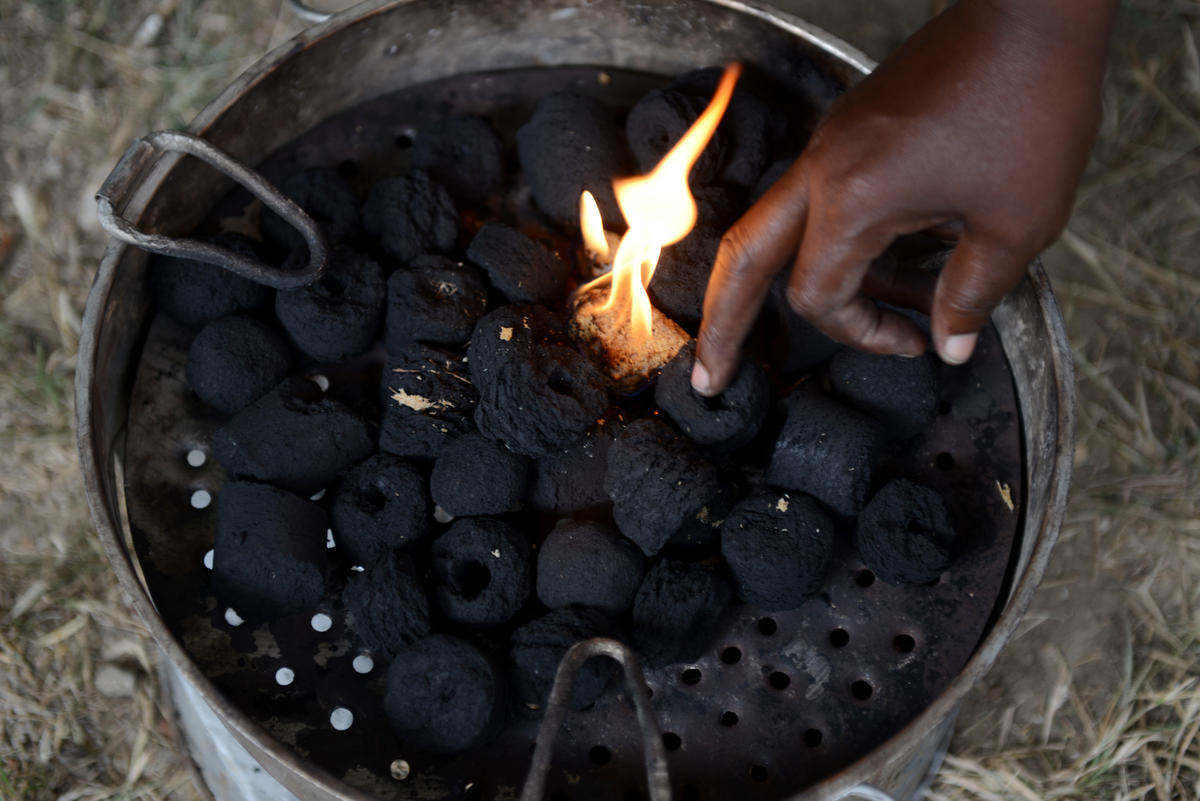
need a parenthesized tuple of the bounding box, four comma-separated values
(0, 1, 1197, 799)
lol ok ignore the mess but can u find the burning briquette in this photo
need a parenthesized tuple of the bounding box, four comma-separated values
(186, 314, 293, 415)
(568, 285, 690, 392)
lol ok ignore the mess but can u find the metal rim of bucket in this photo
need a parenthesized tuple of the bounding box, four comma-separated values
(75, 2, 1076, 799)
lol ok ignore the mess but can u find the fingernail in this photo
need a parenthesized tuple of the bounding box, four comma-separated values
(941, 332, 977, 365)
(691, 361, 714, 396)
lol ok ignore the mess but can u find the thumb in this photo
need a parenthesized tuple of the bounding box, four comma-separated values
(931, 233, 1031, 364)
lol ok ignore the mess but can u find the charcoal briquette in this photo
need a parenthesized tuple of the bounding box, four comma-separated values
(764, 273, 842, 374)
(149, 231, 272, 329)
(829, 349, 939, 440)
(855, 479, 954, 585)
(536, 519, 645, 616)
(259, 168, 361, 253)
(766, 389, 886, 518)
(385, 255, 489, 348)
(646, 227, 720, 329)
(213, 377, 374, 495)
(410, 113, 505, 204)
(430, 517, 533, 626)
(527, 423, 614, 514)
(361, 171, 458, 265)
(466, 224, 567, 305)
(670, 67, 778, 190)
(655, 341, 767, 449)
(211, 481, 328, 619)
(343, 552, 431, 660)
(186, 315, 293, 415)
(274, 244, 385, 362)
(604, 418, 721, 556)
(469, 306, 608, 457)
(693, 185, 738, 229)
(384, 634, 507, 754)
(510, 607, 620, 711)
(379, 344, 478, 462)
(721, 490, 834, 610)
(516, 92, 631, 228)
(330, 453, 429, 564)
(631, 557, 732, 667)
(625, 88, 726, 184)
(430, 431, 528, 517)
(666, 480, 736, 556)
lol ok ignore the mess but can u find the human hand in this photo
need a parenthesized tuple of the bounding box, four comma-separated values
(692, 0, 1114, 395)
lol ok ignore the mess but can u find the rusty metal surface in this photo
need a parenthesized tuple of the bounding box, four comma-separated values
(75, 3, 1075, 801)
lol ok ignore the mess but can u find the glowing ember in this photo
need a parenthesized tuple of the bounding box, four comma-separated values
(573, 63, 741, 380)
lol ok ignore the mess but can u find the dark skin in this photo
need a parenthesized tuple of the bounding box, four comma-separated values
(692, 0, 1117, 395)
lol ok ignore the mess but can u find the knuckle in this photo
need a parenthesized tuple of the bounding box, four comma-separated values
(785, 282, 825, 320)
(716, 228, 755, 281)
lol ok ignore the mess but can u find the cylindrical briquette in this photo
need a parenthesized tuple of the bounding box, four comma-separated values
(655, 341, 768, 449)
(765, 388, 886, 518)
(384, 634, 507, 754)
(604, 418, 721, 556)
(329, 453, 429, 565)
(721, 490, 835, 610)
(631, 557, 733, 667)
(211, 481, 329, 620)
(186, 315, 293, 415)
(384, 256, 489, 349)
(378, 343, 478, 462)
(213, 377, 374, 496)
(429, 431, 528, 517)
(274, 244, 385, 363)
(829, 349, 939, 440)
(536, 519, 645, 616)
(855, 479, 955, 585)
(466, 224, 568, 305)
(148, 231, 272, 329)
(429, 517, 533, 626)
(361, 171, 459, 265)
(410, 113, 505, 205)
(509, 606, 621, 711)
(343, 552, 431, 661)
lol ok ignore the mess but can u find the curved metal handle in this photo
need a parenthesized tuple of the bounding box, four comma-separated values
(287, 0, 334, 23)
(520, 638, 670, 801)
(95, 130, 328, 290)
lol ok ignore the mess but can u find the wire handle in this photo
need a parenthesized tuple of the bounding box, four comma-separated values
(95, 130, 328, 289)
(520, 638, 671, 801)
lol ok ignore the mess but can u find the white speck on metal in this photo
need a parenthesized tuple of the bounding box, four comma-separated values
(275, 667, 295, 686)
(224, 608, 244, 627)
(352, 654, 374, 674)
(311, 613, 333, 633)
(186, 449, 207, 467)
(203, 550, 214, 570)
(326, 529, 335, 549)
(190, 489, 212, 509)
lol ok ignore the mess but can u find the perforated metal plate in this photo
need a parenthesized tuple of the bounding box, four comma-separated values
(122, 67, 1022, 801)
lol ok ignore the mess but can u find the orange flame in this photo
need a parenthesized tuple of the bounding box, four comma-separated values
(579, 63, 742, 342)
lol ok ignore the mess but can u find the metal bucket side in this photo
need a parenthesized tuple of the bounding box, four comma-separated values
(75, 2, 1074, 800)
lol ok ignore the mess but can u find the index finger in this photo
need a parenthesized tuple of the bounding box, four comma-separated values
(693, 159, 811, 396)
